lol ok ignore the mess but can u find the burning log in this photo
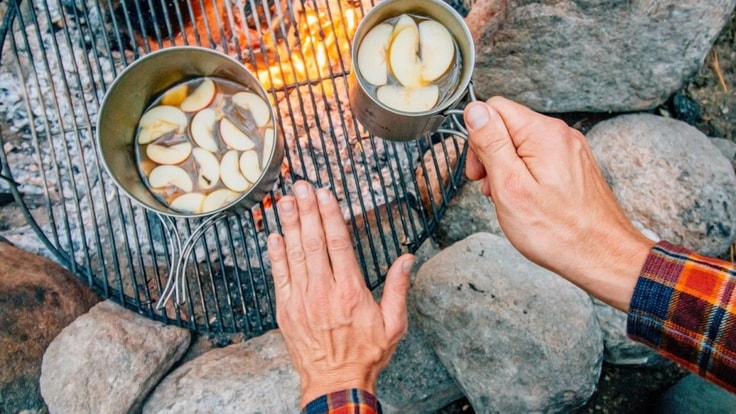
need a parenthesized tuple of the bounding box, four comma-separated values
(415, 137, 465, 214)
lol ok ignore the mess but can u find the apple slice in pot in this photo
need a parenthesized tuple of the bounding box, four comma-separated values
(146, 142, 192, 165)
(357, 23, 393, 86)
(138, 106, 188, 144)
(418, 20, 455, 83)
(148, 165, 194, 193)
(220, 150, 252, 192)
(170, 192, 206, 214)
(202, 189, 240, 213)
(190, 108, 220, 153)
(220, 118, 256, 151)
(192, 148, 220, 190)
(232, 92, 272, 128)
(161, 83, 189, 106)
(239, 150, 261, 183)
(180, 78, 216, 112)
(376, 84, 439, 113)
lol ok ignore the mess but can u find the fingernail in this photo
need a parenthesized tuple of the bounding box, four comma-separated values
(465, 103, 491, 131)
(317, 189, 331, 204)
(402, 257, 415, 273)
(293, 182, 309, 199)
(279, 199, 295, 214)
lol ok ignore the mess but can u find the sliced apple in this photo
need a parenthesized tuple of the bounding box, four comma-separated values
(190, 108, 220, 153)
(146, 142, 192, 165)
(202, 189, 240, 213)
(388, 23, 422, 89)
(220, 150, 252, 192)
(393, 14, 416, 34)
(239, 150, 261, 183)
(180, 78, 216, 112)
(261, 128, 275, 167)
(220, 118, 256, 151)
(418, 20, 455, 83)
(148, 165, 194, 192)
(192, 147, 220, 190)
(232, 92, 272, 128)
(376, 84, 439, 113)
(170, 192, 205, 214)
(137, 106, 187, 144)
(357, 23, 393, 86)
(161, 83, 189, 106)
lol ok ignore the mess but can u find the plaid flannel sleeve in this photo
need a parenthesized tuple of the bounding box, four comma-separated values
(627, 240, 736, 392)
(302, 389, 382, 414)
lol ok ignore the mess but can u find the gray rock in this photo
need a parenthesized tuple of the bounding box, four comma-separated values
(0, 243, 99, 413)
(587, 114, 736, 256)
(436, 180, 504, 247)
(467, 0, 736, 112)
(592, 298, 658, 366)
(40, 300, 190, 414)
(710, 137, 736, 171)
(142, 330, 300, 414)
(653, 374, 736, 414)
(413, 233, 602, 413)
(376, 239, 464, 414)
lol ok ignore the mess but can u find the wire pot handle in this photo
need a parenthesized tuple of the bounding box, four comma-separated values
(437, 81, 478, 140)
(155, 211, 229, 310)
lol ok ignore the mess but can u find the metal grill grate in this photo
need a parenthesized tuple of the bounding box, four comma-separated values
(0, 0, 469, 336)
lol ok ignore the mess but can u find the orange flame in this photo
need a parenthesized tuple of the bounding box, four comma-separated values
(250, 3, 359, 91)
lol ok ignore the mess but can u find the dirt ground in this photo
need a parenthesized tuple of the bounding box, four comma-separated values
(437, 9, 736, 414)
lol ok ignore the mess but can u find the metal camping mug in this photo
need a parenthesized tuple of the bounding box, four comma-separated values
(349, 0, 476, 142)
(97, 47, 285, 309)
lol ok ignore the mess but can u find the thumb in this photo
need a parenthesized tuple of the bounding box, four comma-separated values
(380, 254, 413, 341)
(464, 101, 523, 184)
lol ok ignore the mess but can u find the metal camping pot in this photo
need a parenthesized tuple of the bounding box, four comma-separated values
(96, 47, 285, 309)
(349, 0, 476, 142)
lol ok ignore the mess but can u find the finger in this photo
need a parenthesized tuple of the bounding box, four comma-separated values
(485, 96, 556, 142)
(316, 187, 362, 289)
(278, 195, 309, 292)
(292, 181, 333, 287)
(464, 101, 527, 186)
(267, 233, 291, 304)
(380, 254, 413, 342)
(465, 147, 487, 181)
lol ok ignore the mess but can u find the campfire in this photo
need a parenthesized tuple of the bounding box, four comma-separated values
(0, 0, 466, 335)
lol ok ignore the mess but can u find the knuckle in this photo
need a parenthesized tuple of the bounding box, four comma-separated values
(286, 246, 306, 265)
(326, 235, 353, 253)
(302, 236, 326, 254)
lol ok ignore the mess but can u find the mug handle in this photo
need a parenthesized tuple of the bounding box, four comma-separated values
(437, 81, 478, 140)
(155, 211, 229, 310)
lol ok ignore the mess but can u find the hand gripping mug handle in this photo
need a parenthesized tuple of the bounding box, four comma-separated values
(437, 81, 477, 140)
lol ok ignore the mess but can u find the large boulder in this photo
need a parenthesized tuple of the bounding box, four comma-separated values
(413, 233, 603, 413)
(587, 114, 736, 256)
(467, 0, 736, 112)
(0, 242, 99, 413)
(40, 300, 190, 414)
(142, 330, 300, 413)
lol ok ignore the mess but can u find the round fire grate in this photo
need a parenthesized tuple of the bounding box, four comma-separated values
(0, 0, 469, 336)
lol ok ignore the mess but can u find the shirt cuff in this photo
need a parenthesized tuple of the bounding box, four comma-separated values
(301, 389, 382, 414)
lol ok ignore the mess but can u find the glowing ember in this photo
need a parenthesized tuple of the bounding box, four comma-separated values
(250, 1, 359, 91)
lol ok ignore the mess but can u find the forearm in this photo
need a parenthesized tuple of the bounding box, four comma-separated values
(627, 241, 736, 392)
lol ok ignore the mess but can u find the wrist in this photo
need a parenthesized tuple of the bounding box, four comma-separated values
(300, 372, 377, 408)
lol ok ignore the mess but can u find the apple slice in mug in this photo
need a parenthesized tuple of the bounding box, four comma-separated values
(388, 18, 421, 89)
(376, 84, 439, 113)
(418, 20, 455, 83)
(180, 78, 216, 112)
(202, 189, 240, 213)
(192, 148, 220, 190)
(137, 106, 188, 144)
(239, 150, 261, 183)
(357, 23, 393, 86)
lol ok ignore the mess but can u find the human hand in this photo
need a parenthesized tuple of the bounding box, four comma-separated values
(268, 181, 414, 407)
(463, 98, 655, 311)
